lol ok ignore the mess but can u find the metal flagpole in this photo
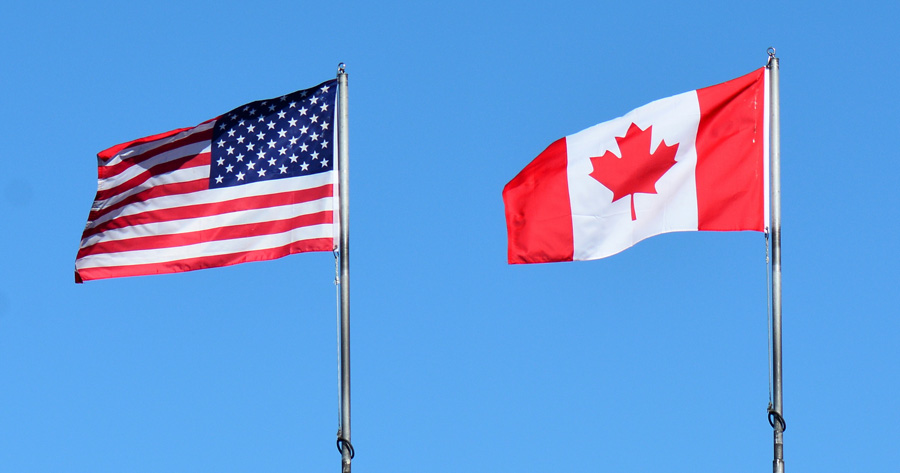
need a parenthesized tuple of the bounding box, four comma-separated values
(336, 63, 354, 473)
(766, 48, 785, 473)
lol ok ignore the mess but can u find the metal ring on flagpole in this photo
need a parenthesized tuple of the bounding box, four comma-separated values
(766, 47, 778, 67)
(768, 409, 786, 432)
(336, 437, 355, 459)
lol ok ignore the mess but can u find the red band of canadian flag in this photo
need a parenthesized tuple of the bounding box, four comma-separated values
(503, 68, 768, 263)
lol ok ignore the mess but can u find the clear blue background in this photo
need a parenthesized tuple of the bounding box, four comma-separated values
(2, 1, 898, 471)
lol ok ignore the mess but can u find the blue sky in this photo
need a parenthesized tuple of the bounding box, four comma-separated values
(2, 1, 899, 471)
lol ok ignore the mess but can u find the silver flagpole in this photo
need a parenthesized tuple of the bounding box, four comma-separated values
(336, 63, 353, 473)
(767, 48, 784, 473)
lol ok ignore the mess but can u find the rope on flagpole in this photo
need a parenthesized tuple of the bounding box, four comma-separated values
(768, 407, 787, 432)
(765, 230, 773, 408)
(334, 249, 343, 430)
(334, 248, 354, 461)
(336, 437, 356, 459)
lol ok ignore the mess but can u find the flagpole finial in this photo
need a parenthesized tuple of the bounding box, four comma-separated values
(767, 47, 777, 67)
(337, 63, 347, 75)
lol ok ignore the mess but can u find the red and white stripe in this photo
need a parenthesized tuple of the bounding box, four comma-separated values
(75, 120, 336, 282)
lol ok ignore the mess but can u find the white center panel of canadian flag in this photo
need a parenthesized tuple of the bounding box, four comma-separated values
(566, 90, 702, 260)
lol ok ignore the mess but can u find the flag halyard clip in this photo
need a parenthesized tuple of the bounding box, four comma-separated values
(334, 249, 341, 285)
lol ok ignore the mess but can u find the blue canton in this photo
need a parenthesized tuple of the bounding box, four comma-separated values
(209, 80, 337, 188)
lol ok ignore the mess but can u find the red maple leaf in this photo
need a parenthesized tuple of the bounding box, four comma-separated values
(589, 123, 679, 221)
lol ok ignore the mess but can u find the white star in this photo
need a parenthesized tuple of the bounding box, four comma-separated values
(268, 104, 276, 112)
(300, 162, 309, 171)
(279, 165, 288, 174)
(321, 159, 329, 167)
(229, 113, 237, 120)
(279, 95, 287, 101)
(299, 125, 309, 135)
(216, 157, 225, 166)
(268, 157, 277, 166)
(320, 84, 330, 93)
(299, 143, 309, 152)
(267, 139, 277, 149)
(247, 161, 256, 170)
(309, 96, 319, 105)
(242, 106, 249, 112)
(310, 115, 319, 123)
(237, 135, 246, 144)
(267, 120, 276, 130)
(277, 129, 287, 138)
(321, 122, 329, 130)
(247, 124, 256, 133)
(228, 128, 236, 137)
(236, 153, 245, 162)
(236, 171, 245, 181)
(256, 131, 266, 140)
(258, 168, 267, 176)
(215, 175, 224, 184)
(311, 151, 319, 160)
(288, 118, 297, 127)
(310, 132, 319, 141)
(289, 153, 299, 163)
(238, 119, 245, 126)
(216, 139, 226, 148)
(288, 136, 299, 146)
(219, 122, 226, 130)
(320, 103, 329, 112)
(298, 106, 308, 116)
(278, 147, 287, 155)
(289, 101, 297, 108)
(277, 110, 287, 119)
(321, 140, 328, 149)
(257, 150, 266, 160)
(258, 115, 265, 122)
(226, 164, 234, 172)
(246, 142, 255, 151)
(249, 108, 257, 116)
(226, 146, 235, 155)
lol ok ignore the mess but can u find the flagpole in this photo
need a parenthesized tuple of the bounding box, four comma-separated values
(336, 63, 353, 473)
(767, 48, 784, 473)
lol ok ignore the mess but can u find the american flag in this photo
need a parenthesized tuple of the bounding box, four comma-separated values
(75, 79, 339, 282)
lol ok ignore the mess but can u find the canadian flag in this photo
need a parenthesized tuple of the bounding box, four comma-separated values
(504, 68, 769, 264)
